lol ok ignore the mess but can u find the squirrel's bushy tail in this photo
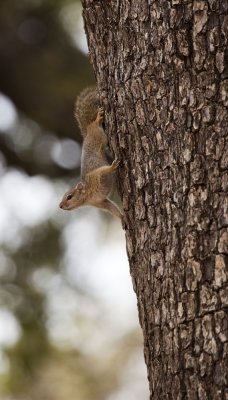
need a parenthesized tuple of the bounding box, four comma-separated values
(74, 87, 99, 136)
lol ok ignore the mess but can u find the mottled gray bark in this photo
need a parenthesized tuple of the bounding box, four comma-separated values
(81, 1, 228, 399)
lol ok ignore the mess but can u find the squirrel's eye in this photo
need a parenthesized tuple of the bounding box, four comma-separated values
(66, 194, 72, 201)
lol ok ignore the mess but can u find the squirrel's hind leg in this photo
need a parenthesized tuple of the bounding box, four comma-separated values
(95, 108, 104, 126)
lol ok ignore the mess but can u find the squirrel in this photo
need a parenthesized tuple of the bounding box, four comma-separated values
(59, 87, 122, 219)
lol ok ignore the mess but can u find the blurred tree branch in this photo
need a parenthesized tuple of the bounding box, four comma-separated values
(0, 0, 93, 176)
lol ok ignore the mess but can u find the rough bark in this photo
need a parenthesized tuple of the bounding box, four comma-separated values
(81, 1, 228, 399)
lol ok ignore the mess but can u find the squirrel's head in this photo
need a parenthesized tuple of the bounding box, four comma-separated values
(59, 181, 87, 211)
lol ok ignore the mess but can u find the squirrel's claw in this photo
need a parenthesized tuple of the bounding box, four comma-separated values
(111, 158, 120, 170)
(96, 107, 104, 125)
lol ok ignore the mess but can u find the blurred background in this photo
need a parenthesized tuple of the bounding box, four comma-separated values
(0, 1, 148, 399)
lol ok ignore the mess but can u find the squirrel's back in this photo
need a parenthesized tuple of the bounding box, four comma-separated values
(74, 87, 100, 136)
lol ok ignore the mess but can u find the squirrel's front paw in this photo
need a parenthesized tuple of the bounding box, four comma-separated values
(96, 107, 104, 125)
(111, 158, 120, 170)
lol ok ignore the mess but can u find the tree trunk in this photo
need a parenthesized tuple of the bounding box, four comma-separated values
(81, 1, 228, 399)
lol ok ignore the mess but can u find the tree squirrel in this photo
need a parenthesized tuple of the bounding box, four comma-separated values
(59, 87, 122, 219)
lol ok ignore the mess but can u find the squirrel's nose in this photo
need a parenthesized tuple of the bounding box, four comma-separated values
(59, 203, 63, 209)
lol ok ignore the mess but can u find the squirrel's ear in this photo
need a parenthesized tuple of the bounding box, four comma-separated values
(75, 181, 86, 193)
